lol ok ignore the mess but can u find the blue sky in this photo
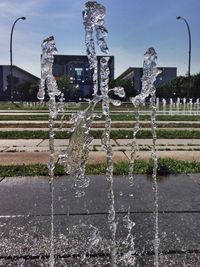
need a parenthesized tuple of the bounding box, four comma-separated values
(0, 0, 199, 78)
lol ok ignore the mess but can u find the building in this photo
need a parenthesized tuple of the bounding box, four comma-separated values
(53, 55, 114, 99)
(117, 67, 177, 93)
(0, 65, 40, 101)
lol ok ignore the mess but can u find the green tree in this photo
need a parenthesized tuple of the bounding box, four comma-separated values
(190, 73, 200, 98)
(16, 81, 39, 101)
(156, 75, 190, 98)
(57, 75, 77, 101)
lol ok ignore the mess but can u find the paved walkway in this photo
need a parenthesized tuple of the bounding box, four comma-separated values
(0, 174, 200, 266)
(1, 120, 200, 129)
(0, 138, 200, 165)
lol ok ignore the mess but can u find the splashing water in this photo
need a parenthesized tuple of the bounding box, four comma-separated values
(83, 1, 108, 96)
(100, 63, 125, 267)
(147, 48, 161, 267)
(83, 2, 125, 265)
(129, 48, 161, 183)
(37, 36, 60, 102)
(37, 36, 61, 267)
(58, 93, 66, 130)
(100, 56, 117, 266)
(119, 211, 136, 266)
(58, 1, 110, 197)
(59, 2, 125, 203)
(59, 95, 101, 197)
(128, 104, 140, 186)
(130, 47, 161, 266)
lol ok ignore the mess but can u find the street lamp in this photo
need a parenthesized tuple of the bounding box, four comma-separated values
(176, 16, 191, 98)
(10, 16, 26, 103)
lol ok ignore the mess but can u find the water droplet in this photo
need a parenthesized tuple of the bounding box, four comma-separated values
(111, 86, 125, 98)
(110, 98, 122, 106)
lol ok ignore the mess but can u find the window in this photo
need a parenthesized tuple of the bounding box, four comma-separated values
(75, 67, 83, 81)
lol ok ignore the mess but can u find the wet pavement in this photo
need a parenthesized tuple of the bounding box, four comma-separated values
(0, 174, 200, 266)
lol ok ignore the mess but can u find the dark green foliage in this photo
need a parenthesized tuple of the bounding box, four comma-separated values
(1, 129, 200, 139)
(86, 164, 107, 175)
(0, 131, 49, 139)
(147, 159, 172, 175)
(0, 113, 200, 122)
(15, 81, 39, 101)
(0, 164, 48, 177)
(156, 73, 200, 98)
(57, 75, 77, 101)
(146, 158, 200, 176)
(190, 73, 200, 98)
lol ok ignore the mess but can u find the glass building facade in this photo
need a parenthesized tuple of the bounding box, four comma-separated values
(53, 55, 114, 99)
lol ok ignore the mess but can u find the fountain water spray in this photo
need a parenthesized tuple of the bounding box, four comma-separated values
(83, 1, 108, 97)
(83, 2, 125, 265)
(58, 2, 108, 198)
(59, 95, 100, 197)
(37, 36, 61, 267)
(130, 47, 161, 266)
(59, 1, 124, 263)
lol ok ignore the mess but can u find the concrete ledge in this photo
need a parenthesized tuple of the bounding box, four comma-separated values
(0, 151, 128, 166)
(125, 150, 200, 162)
(0, 152, 49, 165)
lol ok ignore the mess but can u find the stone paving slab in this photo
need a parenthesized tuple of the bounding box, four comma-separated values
(1, 138, 200, 166)
(2, 139, 200, 153)
(0, 127, 50, 131)
(88, 151, 128, 164)
(4, 146, 98, 152)
(0, 139, 43, 147)
(0, 176, 50, 216)
(0, 150, 200, 166)
(38, 139, 117, 147)
(0, 253, 199, 267)
(0, 151, 128, 166)
(4, 146, 54, 152)
(38, 139, 69, 147)
(116, 138, 200, 146)
(0, 152, 49, 165)
(0, 175, 199, 216)
(96, 145, 200, 152)
(125, 150, 200, 161)
(1, 120, 200, 129)
(52, 175, 200, 214)
(0, 175, 200, 265)
(1, 127, 200, 132)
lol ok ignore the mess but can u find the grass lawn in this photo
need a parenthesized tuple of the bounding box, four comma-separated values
(1, 158, 200, 177)
(0, 114, 200, 122)
(1, 101, 200, 112)
(1, 129, 200, 139)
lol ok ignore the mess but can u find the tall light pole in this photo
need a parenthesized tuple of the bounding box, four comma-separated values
(176, 16, 191, 98)
(10, 16, 26, 103)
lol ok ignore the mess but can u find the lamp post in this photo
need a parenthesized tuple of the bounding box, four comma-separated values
(10, 16, 26, 103)
(176, 16, 191, 99)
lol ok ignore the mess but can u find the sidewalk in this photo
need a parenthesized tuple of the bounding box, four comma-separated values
(0, 139, 200, 165)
